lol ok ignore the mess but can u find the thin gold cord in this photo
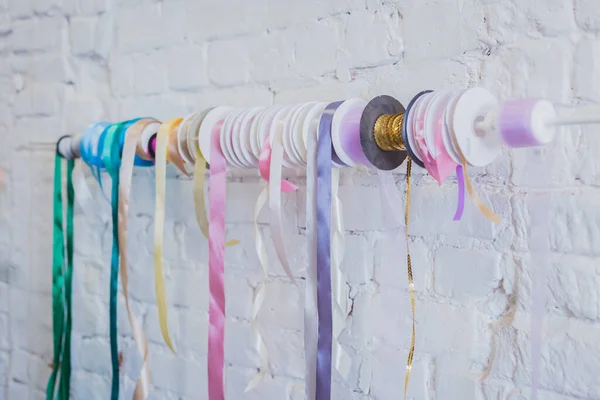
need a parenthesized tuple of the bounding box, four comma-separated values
(404, 157, 415, 400)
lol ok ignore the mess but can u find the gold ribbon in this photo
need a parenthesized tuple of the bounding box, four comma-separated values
(167, 119, 189, 176)
(404, 157, 415, 399)
(120, 119, 157, 399)
(154, 118, 182, 353)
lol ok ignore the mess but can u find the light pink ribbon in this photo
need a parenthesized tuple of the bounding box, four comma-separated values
(259, 136, 298, 192)
(208, 120, 227, 400)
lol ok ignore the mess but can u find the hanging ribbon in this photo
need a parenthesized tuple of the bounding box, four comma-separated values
(154, 118, 183, 353)
(102, 121, 136, 400)
(245, 187, 270, 392)
(453, 165, 465, 221)
(80, 122, 111, 200)
(305, 111, 320, 400)
(208, 120, 227, 400)
(119, 119, 158, 400)
(403, 158, 416, 400)
(449, 129, 500, 224)
(266, 131, 299, 284)
(331, 170, 351, 380)
(316, 101, 342, 400)
(46, 146, 74, 400)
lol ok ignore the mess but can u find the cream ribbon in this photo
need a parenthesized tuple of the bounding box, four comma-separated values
(331, 169, 352, 380)
(120, 119, 157, 399)
(268, 117, 298, 284)
(154, 118, 182, 353)
(245, 187, 271, 392)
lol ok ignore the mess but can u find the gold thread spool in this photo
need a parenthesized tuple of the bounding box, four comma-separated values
(374, 113, 406, 151)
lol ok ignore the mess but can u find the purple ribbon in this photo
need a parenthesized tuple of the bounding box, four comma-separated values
(453, 165, 465, 221)
(340, 104, 373, 167)
(316, 101, 342, 400)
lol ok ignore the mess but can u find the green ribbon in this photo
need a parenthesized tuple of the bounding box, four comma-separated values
(46, 150, 74, 400)
(102, 120, 137, 400)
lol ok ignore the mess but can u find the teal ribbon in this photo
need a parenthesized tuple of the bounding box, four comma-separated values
(102, 120, 139, 400)
(47, 149, 74, 400)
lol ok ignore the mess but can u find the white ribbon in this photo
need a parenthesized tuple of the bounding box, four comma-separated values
(246, 187, 271, 392)
(305, 120, 319, 400)
(269, 119, 297, 284)
(331, 169, 352, 380)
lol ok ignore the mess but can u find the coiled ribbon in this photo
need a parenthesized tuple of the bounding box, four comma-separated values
(154, 118, 183, 354)
(46, 146, 74, 400)
(316, 101, 343, 400)
(119, 119, 158, 400)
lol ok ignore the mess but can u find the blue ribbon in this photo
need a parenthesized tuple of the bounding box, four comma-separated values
(316, 101, 343, 400)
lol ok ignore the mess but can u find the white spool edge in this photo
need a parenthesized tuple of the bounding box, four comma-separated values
(526, 100, 557, 145)
(198, 106, 234, 165)
(412, 92, 436, 161)
(331, 98, 367, 168)
(425, 91, 453, 158)
(141, 121, 161, 158)
(177, 113, 196, 165)
(228, 109, 251, 168)
(238, 107, 263, 168)
(291, 102, 316, 166)
(406, 94, 429, 163)
(452, 87, 501, 167)
(258, 106, 284, 156)
(220, 109, 241, 168)
(282, 104, 305, 169)
(303, 103, 329, 154)
(442, 91, 464, 164)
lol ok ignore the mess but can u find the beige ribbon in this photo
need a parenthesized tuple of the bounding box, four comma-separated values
(449, 123, 500, 224)
(154, 118, 183, 353)
(120, 119, 158, 399)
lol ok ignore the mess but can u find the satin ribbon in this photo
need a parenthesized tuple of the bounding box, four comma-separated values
(120, 119, 158, 400)
(102, 120, 137, 400)
(80, 122, 111, 199)
(208, 120, 227, 400)
(449, 126, 500, 224)
(453, 165, 465, 221)
(267, 118, 299, 284)
(316, 101, 342, 400)
(154, 119, 182, 353)
(46, 149, 74, 400)
(305, 108, 320, 400)
(331, 169, 351, 380)
(245, 128, 299, 391)
(245, 187, 270, 392)
(166, 118, 189, 176)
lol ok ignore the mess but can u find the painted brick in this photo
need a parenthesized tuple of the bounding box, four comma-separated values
(3, 0, 600, 398)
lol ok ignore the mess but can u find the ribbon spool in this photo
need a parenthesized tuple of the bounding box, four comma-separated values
(360, 95, 407, 170)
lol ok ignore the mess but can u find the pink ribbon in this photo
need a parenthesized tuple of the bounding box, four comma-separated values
(259, 137, 298, 192)
(208, 120, 226, 400)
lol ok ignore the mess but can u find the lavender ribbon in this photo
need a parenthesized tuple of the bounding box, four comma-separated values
(316, 101, 342, 400)
(453, 165, 465, 221)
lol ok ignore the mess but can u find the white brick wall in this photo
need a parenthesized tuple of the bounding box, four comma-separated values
(1, 0, 600, 399)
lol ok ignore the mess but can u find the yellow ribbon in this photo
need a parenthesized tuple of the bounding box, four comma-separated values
(120, 119, 157, 399)
(154, 118, 182, 353)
